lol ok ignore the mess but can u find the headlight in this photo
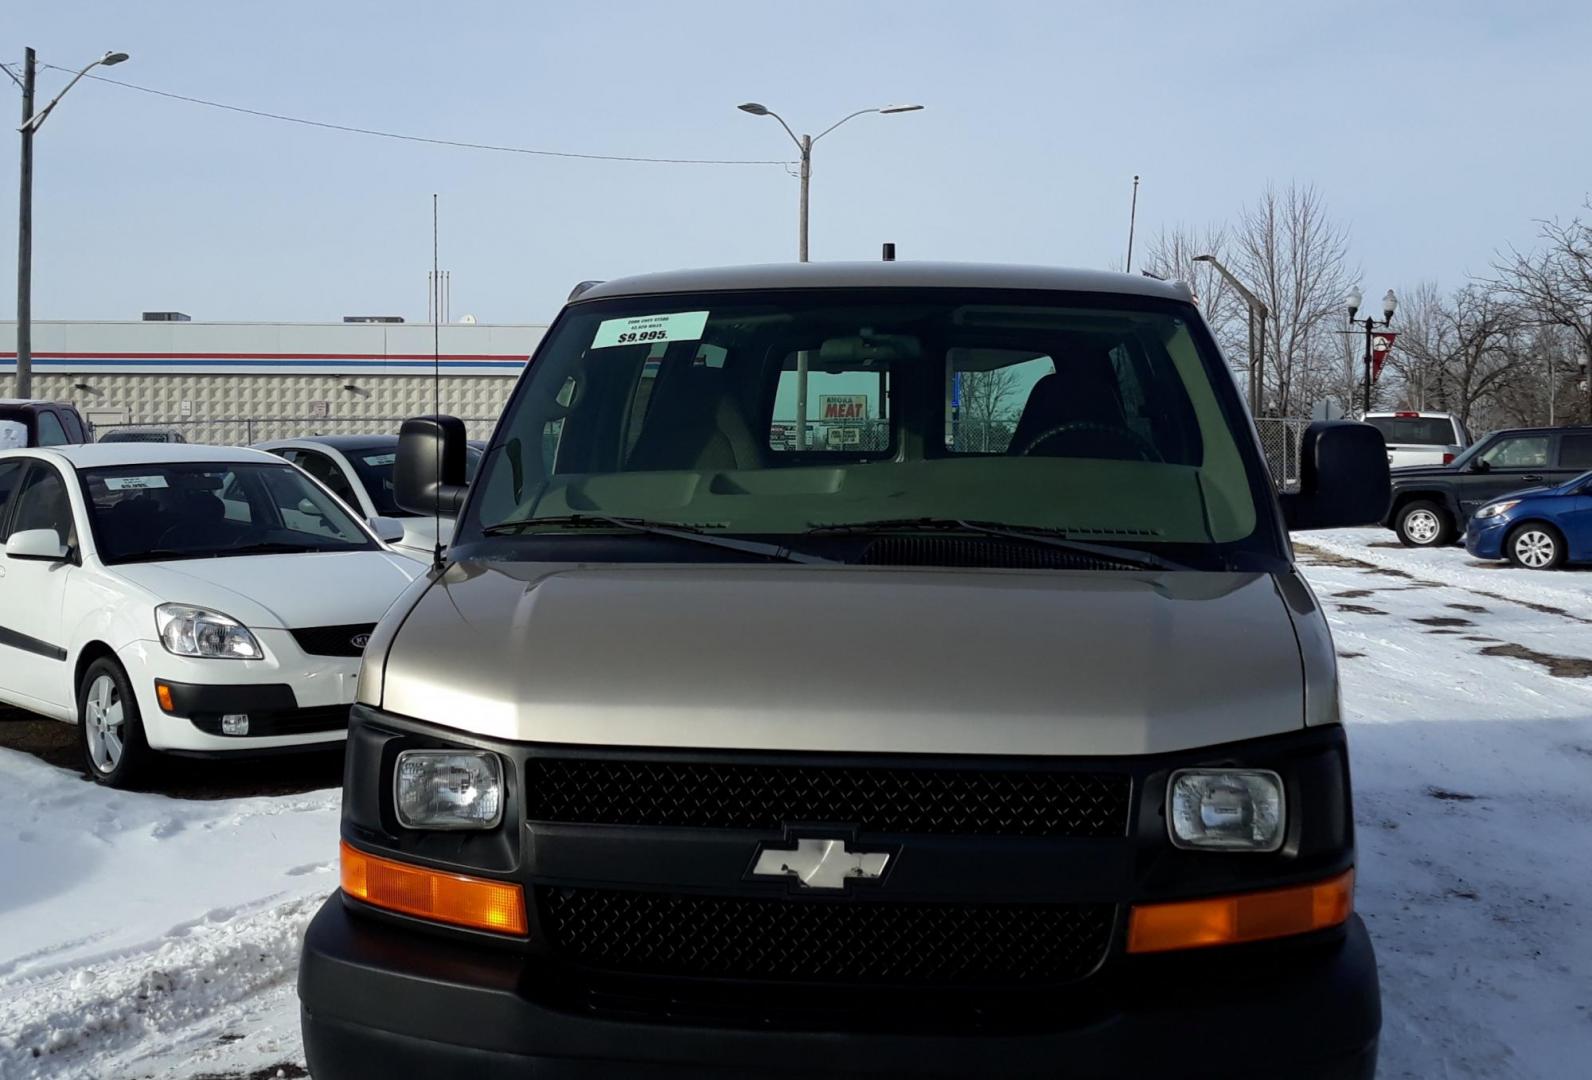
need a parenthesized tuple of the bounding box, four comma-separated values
(395, 750, 504, 830)
(1476, 500, 1520, 519)
(154, 604, 262, 659)
(1167, 769, 1285, 852)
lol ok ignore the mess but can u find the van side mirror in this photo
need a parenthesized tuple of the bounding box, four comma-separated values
(396, 415, 470, 516)
(1280, 421, 1390, 531)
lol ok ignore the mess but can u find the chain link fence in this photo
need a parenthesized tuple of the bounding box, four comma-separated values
(1255, 417, 1311, 489)
(91, 416, 501, 446)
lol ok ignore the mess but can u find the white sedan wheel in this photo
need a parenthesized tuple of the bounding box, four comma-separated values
(84, 673, 126, 773)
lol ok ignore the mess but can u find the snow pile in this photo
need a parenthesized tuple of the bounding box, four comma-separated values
(0, 749, 337, 1079)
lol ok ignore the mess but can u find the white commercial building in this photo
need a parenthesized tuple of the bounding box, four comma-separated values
(0, 318, 546, 443)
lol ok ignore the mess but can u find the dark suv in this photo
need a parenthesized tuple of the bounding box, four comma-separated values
(1385, 424, 1592, 546)
(0, 399, 91, 449)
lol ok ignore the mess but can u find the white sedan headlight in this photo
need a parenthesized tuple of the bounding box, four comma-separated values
(1476, 499, 1520, 519)
(395, 750, 504, 830)
(154, 604, 263, 659)
(1167, 769, 1285, 851)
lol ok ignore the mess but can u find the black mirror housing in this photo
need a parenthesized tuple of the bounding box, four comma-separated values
(396, 415, 470, 517)
(1280, 421, 1390, 532)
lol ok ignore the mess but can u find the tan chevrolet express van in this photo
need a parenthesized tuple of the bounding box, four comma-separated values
(300, 263, 1389, 1078)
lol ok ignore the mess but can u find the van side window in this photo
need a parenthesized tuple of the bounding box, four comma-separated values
(35, 411, 69, 447)
(947, 351, 1053, 454)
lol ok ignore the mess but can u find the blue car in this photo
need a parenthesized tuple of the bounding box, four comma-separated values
(1464, 469, 1592, 569)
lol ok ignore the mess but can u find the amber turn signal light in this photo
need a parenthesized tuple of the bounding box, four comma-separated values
(1127, 869, 1354, 954)
(155, 681, 175, 713)
(340, 840, 527, 935)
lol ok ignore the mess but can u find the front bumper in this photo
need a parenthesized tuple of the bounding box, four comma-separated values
(119, 634, 358, 753)
(300, 896, 1380, 1079)
(1464, 515, 1510, 559)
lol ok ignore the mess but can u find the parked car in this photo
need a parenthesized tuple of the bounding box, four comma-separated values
(1384, 424, 1592, 546)
(1463, 469, 1592, 569)
(1361, 410, 1469, 468)
(0, 443, 424, 786)
(98, 428, 189, 444)
(255, 435, 483, 561)
(298, 263, 1389, 1080)
(0, 398, 91, 449)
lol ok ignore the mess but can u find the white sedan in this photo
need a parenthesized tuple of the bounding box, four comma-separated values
(254, 435, 483, 562)
(0, 444, 425, 786)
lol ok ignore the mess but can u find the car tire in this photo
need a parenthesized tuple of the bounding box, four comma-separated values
(1395, 500, 1454, 547)
(1505, 523, 1566, 571)
(77, 657, 152, 787)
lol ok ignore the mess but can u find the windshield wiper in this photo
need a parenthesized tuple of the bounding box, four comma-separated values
(481, 514, 835, 565)
(803, 518, 1188, 572)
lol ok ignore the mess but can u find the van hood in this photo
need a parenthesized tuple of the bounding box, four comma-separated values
(376, 563, 1309, 757)
(115, 550, 422, 630)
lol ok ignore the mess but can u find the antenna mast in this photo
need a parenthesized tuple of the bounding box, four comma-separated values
(431, 194, 444, 572)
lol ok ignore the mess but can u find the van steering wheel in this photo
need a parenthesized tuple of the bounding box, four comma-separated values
(1017, 421, 1163, 461)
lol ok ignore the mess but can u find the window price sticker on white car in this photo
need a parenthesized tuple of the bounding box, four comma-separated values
(362, 453, 397, 466)
(591, 310, 709, 349)
(104, 475, 170, 491)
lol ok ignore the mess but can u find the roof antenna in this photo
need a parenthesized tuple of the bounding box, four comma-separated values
(430, 193, 445, 574)
(1125, 175, 1140, 273)
(881, 242, 896, 262)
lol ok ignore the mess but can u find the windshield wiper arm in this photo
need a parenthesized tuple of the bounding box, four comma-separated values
(482, 514, 835, 565)
(804, 517, 1187, 571)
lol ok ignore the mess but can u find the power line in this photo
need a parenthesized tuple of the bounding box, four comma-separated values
(1, 61, 24, 90)
(39, 65, 793, 167)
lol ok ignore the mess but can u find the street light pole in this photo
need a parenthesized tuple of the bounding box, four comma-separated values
(15, 48, 35, 399)
(738, 100, 922, 447)
(1193, 254, 1267, 414)
(13, 48, 129, 398)
(1346, 287, 1397, 416)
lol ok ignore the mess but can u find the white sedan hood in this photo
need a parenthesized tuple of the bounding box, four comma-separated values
(115, 550, 422, 629)
(376, 562, 1308, 757)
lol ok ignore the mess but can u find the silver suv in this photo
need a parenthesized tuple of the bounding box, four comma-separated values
(299, 263, 1389, 1079)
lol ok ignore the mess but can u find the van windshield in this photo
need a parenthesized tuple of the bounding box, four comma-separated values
(462, 289, 1276, 566)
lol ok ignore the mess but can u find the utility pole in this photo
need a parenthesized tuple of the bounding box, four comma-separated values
(15, 48, 35, 398)
(1125, 175, 1140, 274)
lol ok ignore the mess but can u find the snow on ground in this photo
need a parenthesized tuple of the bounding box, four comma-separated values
(1, 527, 1589, 1078)
(0, 752, 337, 1079)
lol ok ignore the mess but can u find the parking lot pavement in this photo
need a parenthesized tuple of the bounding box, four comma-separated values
(2, 530, 1589, 1078)
(1296, 530, 1592, 1079)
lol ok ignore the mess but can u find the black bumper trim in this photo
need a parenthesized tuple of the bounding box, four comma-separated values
(157, 679, 297, 716)
(299, 895, 1380, 1079)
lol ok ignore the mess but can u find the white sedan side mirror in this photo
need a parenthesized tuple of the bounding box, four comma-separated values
(367, 516, 408, 544)
(5, 528, 70, 562)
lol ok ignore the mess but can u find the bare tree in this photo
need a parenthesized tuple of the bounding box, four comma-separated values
(956, 366, 1023, 451)
(1491, 202, 1592, 422)
(1230, 184, 1354, 416)
(1142, 224, 1244, 360)
(1389, 284, 1522, 428)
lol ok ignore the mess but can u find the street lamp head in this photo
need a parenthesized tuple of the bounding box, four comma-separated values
(737, 102, 770, 116)
(1382, 289, 1397, 322)
(1192, 254, 1214, 263)
(1345, 285, 1363, 320)
(101, 51, 130, 66)
(878, 104, 924, 114)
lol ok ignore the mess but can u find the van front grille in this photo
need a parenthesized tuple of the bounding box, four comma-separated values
(539, 886, 1114, 986)
(525, 757, 1130, 838)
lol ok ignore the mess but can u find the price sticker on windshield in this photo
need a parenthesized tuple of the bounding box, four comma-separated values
(592, 310, 709, 350)
(104, 475, 170, 491)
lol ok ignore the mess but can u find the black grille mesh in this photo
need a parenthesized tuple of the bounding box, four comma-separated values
(526, 758, 1129, 837)
(289, 623, 376, 658)
(540, 887, 1114, 985)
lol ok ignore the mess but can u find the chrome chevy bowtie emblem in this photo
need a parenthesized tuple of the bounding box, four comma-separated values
(751, 838, 890, 890)
(350, 633, 371, 650)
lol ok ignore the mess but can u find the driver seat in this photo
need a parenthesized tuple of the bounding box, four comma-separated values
(1007, 352, 1131, 459)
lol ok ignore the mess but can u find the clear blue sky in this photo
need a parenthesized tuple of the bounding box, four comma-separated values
(5, 1, 1589, 325)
